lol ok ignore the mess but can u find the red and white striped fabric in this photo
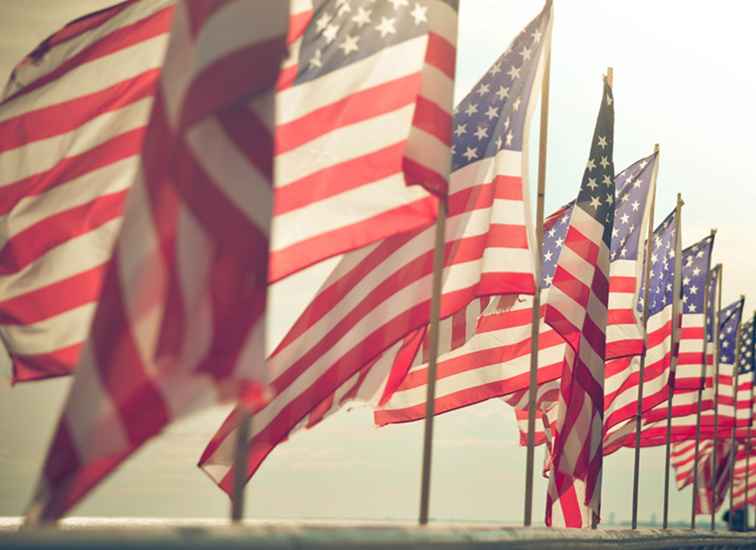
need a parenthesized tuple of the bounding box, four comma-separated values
(675, 312, 707, 392)
(732, 443, 756, 509)
(671, 439, 702, 489)
(693, 440, 734, 515)
(267, 0, 457, 282)
(0, 0, 175, 383)
(199, 3, 559, 493)
(544, 80, 615, 528)
(26, 1, 288, 522)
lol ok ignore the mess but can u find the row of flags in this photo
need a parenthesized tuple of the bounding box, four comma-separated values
(1, 0, 754, 527)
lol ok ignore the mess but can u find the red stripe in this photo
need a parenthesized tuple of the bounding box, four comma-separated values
(608, 275, 636, 292)
(0, 69, 158, 153)
(607, 309, 636, 325)
(411, 95, 452, 146)
(0, 191, 125, 274)
(11, 343, 83, 383)
(425, 32, 456, 79)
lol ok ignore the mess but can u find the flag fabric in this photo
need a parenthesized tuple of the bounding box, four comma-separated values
(267, 0, 458, 281)
(0, 0, 175, 383)
(544, 78, 615, 528)
(734, 313, 754, 429)
(693, 439, 734, 515)
(26, 1, 288, 521)
(732, 443, 756, 510)
(199, 3, 552, 493)
(602, 211, 679, 437)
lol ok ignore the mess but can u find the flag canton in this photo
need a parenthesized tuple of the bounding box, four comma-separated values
(541, 201, 574, 288)
(681, 235, 713, 315)
(705, 266, 719, 342)
(738, 317, 755, 375)
(296, 0, 429, 85)
(451, 3, 550, 170)
(575, 80, 615, 247)
(637, 210, 676, 316)
(611, 152, 656, 261)
(719, 298, 744, 365)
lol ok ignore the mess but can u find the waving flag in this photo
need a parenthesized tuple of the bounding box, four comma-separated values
(0, 0, 175, 383)
(200, 2, 552, 493)
(544, 77, 615, 528)
(27, 1, 288, 522)
(268, 0, 458, 281)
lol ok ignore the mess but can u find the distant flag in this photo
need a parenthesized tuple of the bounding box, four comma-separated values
(26, 1, 288, 522)
(267, 0, 459, 281)
(0, 0, 175, 383)
(200, 2, 553, 492)
(543, 77, 615, 528)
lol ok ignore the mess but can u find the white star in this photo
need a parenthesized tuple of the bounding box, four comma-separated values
(690, 285, 698, 295)
(507, 65, 521, 80)
(352, 6, 372, 26)
(495, 136, 503, 150)
(323, 23, 339, 43)
(485, 106, 498, 120)
(589, 195, 601, 209)
(309, 48, 323, 69)
(315, 13, 332, 31)
(504, 116, 510, 130)
(621, 213, 630, 224)
(506, 130, 513, 146)
(544, 274, 553, 286)
(631, 200, 640, 212)
(640, 159, 648, 169)
(548, 228, 557, 238)
(597, 136, 608, 148)
(606, 193, 613, 205)
(690, 305, 699, 314)
(375, 16, 397, 38)
(490, 61, 502, 76)
(519, 46, 532, 60)
(599, 156, 610, 169)
(606, 93, 613, 106)
(693, 267, 701, 276)
(555, 238, 564, 247)
(586, 159, 596, 171)
(454, 123, 466, 137)
(477, 82, 490, 96)
(337, 0, 351, 16)
(683, 277, 691, 286)
(621, 247, 627, 257)
(495, 85, 510, 101)
(388, 0, 409, 10)
(464, 103, 478, 116)
(474, 126, 488, 140)
(339, 34, 360, 55)
(603, 175, 612, 186)
(462, 146, 478, 161)
(586, 178, 598, 190)
(410, 2, 428, 25)
(532, 29, 542, 42)
(544, 251, 553, 262)
(612, 227, 619, 238)
(513, 97, 522, 111)
(633, 179, 641, 188)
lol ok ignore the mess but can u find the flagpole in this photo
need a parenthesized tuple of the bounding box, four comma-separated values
(662, 193, 684, 529)
(711, 263, 723, 531)
(690, 229, 717, 529)
(523, 8, 552, 528)
(629, 144, 659, 529)
(418, 196, 448, 526)
(231, 409, 252, 523)
(728, 308, 744, 530)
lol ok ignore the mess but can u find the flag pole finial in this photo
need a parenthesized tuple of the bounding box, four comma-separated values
(606, 67, 613, 86)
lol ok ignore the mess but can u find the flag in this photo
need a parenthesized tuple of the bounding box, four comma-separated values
(544, 77, 615, 527)
(603, 210, 679, 437)
(200, 2, 551, 493)
(0, 0, 175, 383)
(26, 1, 288, 521)
(267, 0, 458, 281)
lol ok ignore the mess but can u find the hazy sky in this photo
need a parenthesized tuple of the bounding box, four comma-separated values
(1, 0, 755, 526)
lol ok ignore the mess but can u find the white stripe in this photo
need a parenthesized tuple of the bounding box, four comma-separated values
(0, 303, 94, 355)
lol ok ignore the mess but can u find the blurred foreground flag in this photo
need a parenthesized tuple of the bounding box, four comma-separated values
(26, 0, 288, 522)
(0, 0, 175, 383)
(544, 77, 615, 528)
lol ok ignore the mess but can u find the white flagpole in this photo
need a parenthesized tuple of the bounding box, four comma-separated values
(231, 410, 252, 523)
(662, 193, 684, 529)
(418, 198, 448, 526)
(710, 264, 723, 531)
(690, 231, 716, 530)
(523, 5, 552, 527)
(630, 144, 659, 530)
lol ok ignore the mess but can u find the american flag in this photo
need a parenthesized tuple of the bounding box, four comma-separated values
(693, 439, 734, 515)
(737, 312, 755, 430)
(199, 2, 551, 492)
(603, 196, 679, 437)
(26, 1, 288, 522)
(732, 443, 756, 510)
(377, 150, 654, 427)
(543, 78, 615, 528)
(0, 0, 174, 383)
(267, 0, 458, 281)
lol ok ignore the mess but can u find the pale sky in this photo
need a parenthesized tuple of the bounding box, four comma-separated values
(1, 0, 755, 526)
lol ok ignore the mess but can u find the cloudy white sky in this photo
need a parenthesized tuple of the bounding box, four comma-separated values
(1, 0, 755, 526)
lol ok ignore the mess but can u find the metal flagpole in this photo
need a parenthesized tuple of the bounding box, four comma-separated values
(710, 264, 723, 531)
(662, 193, 684, 529)
(231, 410, 253, 522)
(690, 229, 717, 529)
(523, 6, 552, 527)
(728, 306, 744, 530)
(630, 144, 659, 530)
(418, 196, 448, 526)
